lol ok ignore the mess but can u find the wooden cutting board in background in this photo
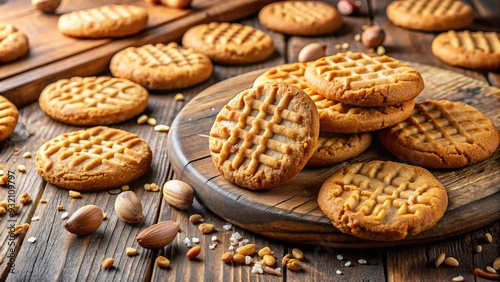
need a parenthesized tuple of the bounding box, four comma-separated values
(167, 62, 500, 248)
(0, 0, 276, 107)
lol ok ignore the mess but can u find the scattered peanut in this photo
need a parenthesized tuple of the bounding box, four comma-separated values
(494, 257, 500, 270)
(258, 246, 274, 257)
(452, 275, 464, 282)
(292, 248, 304, 261)
(121, 185, 130, 191)
(0, 207, 6, 216)
(341, 42, 349, 49)
(444, 257, 459, 267)
(19, 192, 31, 205)
(57, 205, 64, 211)
(282, 254, 291, 267)
(8, 223, 30, 236)
(475, 245, 482, 253)
(102, 258, 114, 270)
(174, 93, 185, 101)
(137, 115, 148, 124)
(189, 214, 203, 224)
(126, 247, 137, 257)
(39, 199, 48, 204)
(287, 258, 302, 271)
(434, 252, 445, 267)
(186, 245, 201, 260)
(236, 243, 256, 256)
(221, 252, 233, 263)
(154, 125, 170, 132)
(69, 190, 81, 198)
(233, 253, 245, 264)
(17, 165, 26, 173)
(22, 152, 31, 158)
(354, 34, 361, 42)
(484, 233, 493, 244)
(156, 256, 170, 268)
(199, 223, 215, 234)
(262, 255, 276, 266)
(334, 44, 341, 50)
(147, 117, 157, 126)
(486, 266, 497, 274)
(376, 46, 386, 55)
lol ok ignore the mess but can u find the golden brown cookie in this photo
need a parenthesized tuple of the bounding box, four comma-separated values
(305, 52, 424, 107)
(0, 23, 29, 63)
(209, 82, 319, 190)
(182, 22, 275, 65)
(378, 100, 500, 169)
(254, 62, 416, 133)
(110, 42, 212, 90)
(386, 0, 474, 32)
(39, 76, 148, 125)
(58, 4, 148, 38)
(0, 96, 19, 142)
(307, 132, 372, 167)
(318, 160, 448, 241)
(258, 1, 343, 36)
(36, 126, 152, 190)
(432, 31, 500, 70)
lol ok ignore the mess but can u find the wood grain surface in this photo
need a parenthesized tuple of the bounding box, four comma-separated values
(167, 64, 500, 248)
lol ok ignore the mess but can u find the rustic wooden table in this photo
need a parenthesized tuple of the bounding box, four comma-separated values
(0, 0, 499, 281)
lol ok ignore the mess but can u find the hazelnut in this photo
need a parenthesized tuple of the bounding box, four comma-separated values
(114, 191, 143, 224)
(163, 180, 194, 209)
(32, 0, 61, 13)
(361, 26, 385, 48)
(298, 43, 326, 63)
(337, 0, 361, 16)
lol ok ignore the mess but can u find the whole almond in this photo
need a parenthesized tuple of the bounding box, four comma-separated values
(236, 243, 256, 256)
(298, 43, 326, 63)
(136, 220, 179, 249)
(115, 191, 143, 224)
(163, 180, 194, 209)
(64, 205, 103, 235)
(186, 245, 201, 259)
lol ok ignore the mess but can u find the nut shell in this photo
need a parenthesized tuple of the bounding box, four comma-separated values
(163, 180, 194, 209)
(136, 220, 179, 249)
(115, 191, 143, 223)
(361, 26, 385, 48)
(64, 205, 103, 235)
(298, 43, 326, 63)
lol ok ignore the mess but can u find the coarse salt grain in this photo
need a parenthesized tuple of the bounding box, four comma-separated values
(337, 254, 344, 260)
(31, 216, 40, 221)
(245, 255, 252, 265)
(239, 241, 246, 247)
(223, 224, 232, 231)
(231, 232, 242, 240)
(336, 270, 343, 275)
(209, 243, 217, 250)
(345, 261, 352, 267)
(228, 246, 234, 251)
(211, 236, 217, 242)
(358, 259, 367, 264)
(192, 237, 200, 244)
(27, 237, 36, 243)
(61, 212, 69, 220)
(252, 263, 263, 274)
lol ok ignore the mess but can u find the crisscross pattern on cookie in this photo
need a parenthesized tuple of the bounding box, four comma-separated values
(39, 127, 146, 173)
(200, 22, 269, 46)
(311, 52, 419, 90)
(211, 86, 307, 173)
(64, 5, 144, 24)
(43, 77, 146, 110)
(255, 63, 358, 114)
(265, 1, 335, 24)
(444, 31, 500, 54)
(334, 162, 438, 220)
(0, 96, 18, 140)
(394, 0, 470, 15)
(393, 100, 492, 148)
(121, 43, 208, 68)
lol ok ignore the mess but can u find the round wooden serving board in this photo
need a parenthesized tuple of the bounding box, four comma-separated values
(167, 62, 500, 248)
